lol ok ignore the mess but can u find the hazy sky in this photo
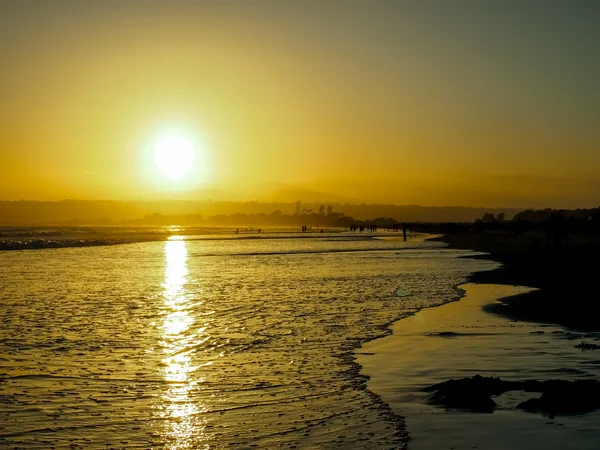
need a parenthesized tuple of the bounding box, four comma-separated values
(1, 0, 599, 208)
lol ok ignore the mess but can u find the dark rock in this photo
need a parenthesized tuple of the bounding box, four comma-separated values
(424, 375, 600, 416)
(423, 374, 510, 413)
(575, 341, 600, 350)
(517, 379, 600, 416)
(430, 331, 460, 337)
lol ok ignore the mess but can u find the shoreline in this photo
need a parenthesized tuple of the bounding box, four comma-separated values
(358, 282, 600, 450)
(338, 240, 500, 448)
(355, 233, 599, 448)
(0, 227, 410, 251)
(432, 232, 600, 331)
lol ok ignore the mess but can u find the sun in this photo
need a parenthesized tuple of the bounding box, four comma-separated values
(153, 135, 196, 180)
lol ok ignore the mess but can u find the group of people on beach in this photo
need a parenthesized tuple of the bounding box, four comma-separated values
(231, 223, 410, 240)
(348, 224, 377, 232)
(235, 227, 261, 234)
(347, 222, 410, 240)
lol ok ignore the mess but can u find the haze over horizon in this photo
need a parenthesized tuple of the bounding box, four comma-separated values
(2, 1, 599, 209)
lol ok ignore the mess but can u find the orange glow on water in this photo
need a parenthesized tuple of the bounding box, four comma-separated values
(160, 240, 207, 448)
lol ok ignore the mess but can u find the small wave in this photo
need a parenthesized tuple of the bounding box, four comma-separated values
(180, 233, 374, 242)
(0, 237, 159, 251)
(191, 246, 430, 258)
(1, 374, 184, 384)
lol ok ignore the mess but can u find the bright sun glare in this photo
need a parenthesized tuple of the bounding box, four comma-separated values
(154, 135, 195, 180)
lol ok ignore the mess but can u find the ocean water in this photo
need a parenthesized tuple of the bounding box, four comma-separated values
(0, 232, 497, 449)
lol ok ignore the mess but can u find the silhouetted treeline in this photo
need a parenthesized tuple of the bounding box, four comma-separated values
(0, 200, 521, 225)
(425, 207, 600, 237)
(513, 208, 600, 223)
(511, 208, 600, 237)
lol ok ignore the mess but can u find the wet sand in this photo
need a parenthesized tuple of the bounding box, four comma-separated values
(358, 283, 600, 450)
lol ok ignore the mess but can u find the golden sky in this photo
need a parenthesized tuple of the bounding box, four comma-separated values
(1, 1, 599, 208)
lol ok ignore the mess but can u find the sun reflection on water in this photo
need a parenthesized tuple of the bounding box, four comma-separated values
(160, 239, 206, 448)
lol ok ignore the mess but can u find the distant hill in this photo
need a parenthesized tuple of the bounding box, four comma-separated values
(0, 200, 523, 226)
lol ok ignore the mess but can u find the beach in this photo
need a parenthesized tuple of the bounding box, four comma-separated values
(358, 283, 600, 449)
(2, 229, 598, 448)
(3, 1, 599, 448)
(358, 230, 600, 449)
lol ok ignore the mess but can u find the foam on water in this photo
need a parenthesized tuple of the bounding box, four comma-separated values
(0, 233, 497, 449)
